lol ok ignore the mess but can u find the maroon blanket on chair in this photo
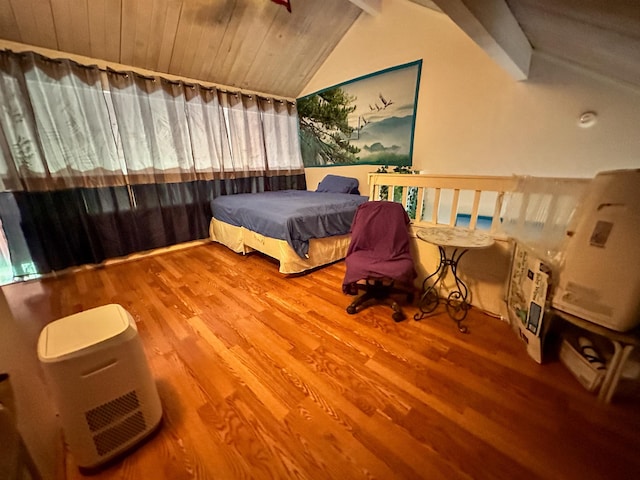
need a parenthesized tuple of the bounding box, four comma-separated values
(342, 201, 417, 293)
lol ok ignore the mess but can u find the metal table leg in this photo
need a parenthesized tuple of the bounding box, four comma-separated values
(414, 246, 471, 333)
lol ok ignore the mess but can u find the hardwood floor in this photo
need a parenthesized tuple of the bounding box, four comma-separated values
(4, 243, 640, 480)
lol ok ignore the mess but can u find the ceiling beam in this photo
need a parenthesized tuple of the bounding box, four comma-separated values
(431, 0, 532, 80)
(348, 0, 382, 16)
(408, 0, 442, 13)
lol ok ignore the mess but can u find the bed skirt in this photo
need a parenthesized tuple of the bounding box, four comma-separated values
(209, 217, 351, 274)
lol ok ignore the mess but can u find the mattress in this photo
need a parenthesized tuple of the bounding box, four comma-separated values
(210, 190, 367, 258)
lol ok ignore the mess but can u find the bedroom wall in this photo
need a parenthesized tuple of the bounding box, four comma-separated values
(0, 287, 61, 479)
(300, 0, 640, 191)
(299, 0, 640, 321)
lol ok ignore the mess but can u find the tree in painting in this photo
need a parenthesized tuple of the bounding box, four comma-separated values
(298, 61, 421, 168)
(297, 88, 360, 166)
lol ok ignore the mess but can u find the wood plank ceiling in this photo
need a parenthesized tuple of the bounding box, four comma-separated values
(505, 0, 640, 88)
(0, 0, 363, 98)
(1, 0, 639, 98)
(413, 0, 640, 89)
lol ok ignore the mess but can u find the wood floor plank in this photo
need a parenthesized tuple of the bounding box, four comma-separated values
(186, 315, 290, 421)
(284, 396, 400, 480)
(3, 242, 639, 479)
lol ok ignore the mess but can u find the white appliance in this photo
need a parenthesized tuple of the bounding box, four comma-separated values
(552, 169, 640, 332)
(38, 304, 162, 471)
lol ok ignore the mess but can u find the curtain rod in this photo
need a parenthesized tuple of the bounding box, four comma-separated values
(106, 66, 289, 103)
(1, 48, 296, 104)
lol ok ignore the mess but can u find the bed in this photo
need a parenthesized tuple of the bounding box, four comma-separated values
(209, 175, 368, 274)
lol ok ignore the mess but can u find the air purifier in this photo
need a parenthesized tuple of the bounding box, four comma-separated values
(37, 304, 162, 470)
(552, 169, 640, 332)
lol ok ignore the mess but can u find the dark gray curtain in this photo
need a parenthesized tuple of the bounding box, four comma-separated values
(4, 174, 304, 276)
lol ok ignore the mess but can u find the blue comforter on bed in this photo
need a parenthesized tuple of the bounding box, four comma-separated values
(211, 190, 368, 258)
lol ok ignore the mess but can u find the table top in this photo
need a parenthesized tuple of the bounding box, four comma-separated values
(551, 308, 640, 346)
(416, 226, 495, 249)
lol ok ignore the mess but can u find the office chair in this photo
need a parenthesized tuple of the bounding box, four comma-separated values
(342, 201, 417, 322)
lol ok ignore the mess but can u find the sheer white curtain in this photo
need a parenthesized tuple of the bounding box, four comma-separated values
(106, 72, 305, 182)
(0, 51, 123, 191)
(259, 97, 304, 175)
(0, 52, 47, 192)
(107, 71, 196, 184)
(221, 92, 268, 176)
(184, 85, 233, 179)
(1, 50, 305, 193)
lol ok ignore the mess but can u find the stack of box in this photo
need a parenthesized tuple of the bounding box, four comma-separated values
(506, 242, 553, 363)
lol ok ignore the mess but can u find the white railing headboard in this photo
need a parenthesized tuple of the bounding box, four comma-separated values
(368, 172, 591, 253)
(368, 173, 518, 235)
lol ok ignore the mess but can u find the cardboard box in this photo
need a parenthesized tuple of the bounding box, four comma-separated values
(506, 242, 553, 363)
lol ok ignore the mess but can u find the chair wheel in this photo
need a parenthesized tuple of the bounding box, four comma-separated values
(346, 305, 357, 315)
(392, 312, 405, 322)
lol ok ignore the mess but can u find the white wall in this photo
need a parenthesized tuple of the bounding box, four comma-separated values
(301, 0, 640, 191)
(300, 0, 640, 321)
(0, 287, 61, 479)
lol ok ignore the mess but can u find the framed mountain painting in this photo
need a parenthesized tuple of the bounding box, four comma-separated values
(297, 60, 422, 167)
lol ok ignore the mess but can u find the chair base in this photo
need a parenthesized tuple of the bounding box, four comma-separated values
(346, 278, 414, 322)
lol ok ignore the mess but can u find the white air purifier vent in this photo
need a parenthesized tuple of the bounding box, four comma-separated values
(85, 390, 140, 432)
(93, 410, 147, 456)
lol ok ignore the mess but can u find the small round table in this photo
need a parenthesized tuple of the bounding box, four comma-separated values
(414, 226, 495, 332)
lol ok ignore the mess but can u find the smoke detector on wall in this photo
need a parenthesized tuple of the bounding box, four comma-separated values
(578, 111, 598, 128)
